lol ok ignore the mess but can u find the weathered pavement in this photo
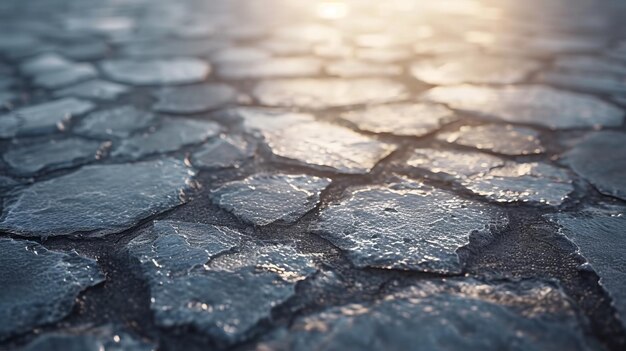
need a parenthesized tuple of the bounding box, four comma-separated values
(1, 0, 626, 350)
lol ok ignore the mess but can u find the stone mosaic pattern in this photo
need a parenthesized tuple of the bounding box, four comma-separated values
(1, 0, 626, 350)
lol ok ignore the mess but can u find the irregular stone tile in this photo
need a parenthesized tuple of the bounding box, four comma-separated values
(465, 163, 575, 206)
(127, 221, 244, 278)
(411, 56, 541, 85)
(211, 173, 330, 226)
(422, 85, 624, 129)
(437, 124, 545, 155)
(0, 98, 94, 137)
(112, 118, 221, 159)
(408, 148, 505, 179)
(22, 327, 153, 351)
(239, 109, 395, 173)
(74, 106, 155, 139)
(153, 83, 238, 113)
(101, 58, 210, 85)
(55, 79, 129, 100)
(0, 238, 103, 340)
(127, 221, 316, 344)
(33, 63, 98, 89)
(191, 135, 256, 170)
(340, 103, 456, 137)
(3, 137, 105, 175)
(562, 131, 626, 200)
(217, 57, 321, 80)
(20, 53, 73, 75)
(539, 71, 626, 95)
(550, 208, 626, 326)
(253, 78, 408, 109)
(311, 179, 508, 273)
(554, 56, 626, 75)
(262, 279, 598, 351)
(210, 46, 271, 63)
(0, 158, 194, 237)
(326, 59, 402, 78)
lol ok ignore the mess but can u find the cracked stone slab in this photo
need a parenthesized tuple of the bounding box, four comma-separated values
(422, 85, 624, 129)
(119, 39, 228, 58)
(311, 179, 508, 273)
(101, 58, 210, 85)
(262, 279, 599, 351)
(340, 103, 456, 137)
(253, 78, 408, 109)
(0, 97, 94, 138)
(153, 83, 238, 114)
(549, 207, 626, 327)
(190, 135, 256, 170)
(111, 117, 221, 159)
(127, 221, 316, 344)
(21, 326, 153, 351)
(408, 148, 505, 179)
(0, 238, 103, 340)
(3, 137, 106, 175)
(74, 106, 156, 139)
(437, 124, 545, 155)
(211, 173, 330, 226)
(239, 109, 395, 173)
(411, 56, 541, 85)
(217, 57, 322, 79)
(0, 158, 194, 237)
(210, 46, 271, 63)
(465, 163, 575, 206)
(55, 79, 129, 100)
(562, 131, 626, 200)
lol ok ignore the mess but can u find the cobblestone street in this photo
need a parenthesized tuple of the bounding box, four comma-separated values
(1, 0, 626, 350)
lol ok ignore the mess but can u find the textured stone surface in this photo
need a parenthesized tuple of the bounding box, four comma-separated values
(0, 159, 193, 237)
(340, 103, 456, 137)
(411, 56, 541, 85)
(312, 179, 508, 273)
(551, 208, 626, 327)
(153, 83, 238, 113)
(408, 148, 505, 179)
(0, 238, 103, 340)
(262, 279, 598, 351)
(422, 85, 624, 129)
(239, 109, 394, 173)
(211, 174, 330, 226)
(465, 163, 575, 206)
(191, 135, 256, 170)
(127, 221, 316, 344)
(437, 124, 545, 155)
(21, 327, 153, 351)
(563, 131, 626, 201)
(0, 98, 94, 137)
(3, 138, 105, 175)
(112, 118, 221, 159)
(217, 57, 322, 79)
(74, 106, 155, 139)
(55, 79, 129, 100)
